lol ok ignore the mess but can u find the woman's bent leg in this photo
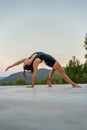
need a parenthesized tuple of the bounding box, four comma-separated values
(47, 69, 55, 87)
(53, 61, 81, 88)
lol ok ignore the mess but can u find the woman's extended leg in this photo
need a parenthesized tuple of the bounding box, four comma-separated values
(47, 69, 55, 87)
(53, 61, 81, 88)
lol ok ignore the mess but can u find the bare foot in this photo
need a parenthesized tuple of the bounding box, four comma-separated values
(47, 80, 53, 87)
(72, 84, 81, 88)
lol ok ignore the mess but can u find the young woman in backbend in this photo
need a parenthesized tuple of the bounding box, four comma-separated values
(5, 52, 81, 88)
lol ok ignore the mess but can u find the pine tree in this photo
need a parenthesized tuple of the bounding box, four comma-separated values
(65, 56, 83, 83)
(84, 34, 87, 62)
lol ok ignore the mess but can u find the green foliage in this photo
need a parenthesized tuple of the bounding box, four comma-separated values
(1, 82, 14, 86)
(52, 75, 62, 84)
(37, 77, 48, 84)
(37, 74, 65, 85)
(2, 82, 8, 86)
(84, 34, 87, 61)
(16, 78, 27, 85)
(84, 34, 87, 50)
(64, 56, 87, 83)
(82, 62, 87, 83)
(8, 82, 14, 85)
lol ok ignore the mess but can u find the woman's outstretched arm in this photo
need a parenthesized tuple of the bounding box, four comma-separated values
(5, 58, 27, 71)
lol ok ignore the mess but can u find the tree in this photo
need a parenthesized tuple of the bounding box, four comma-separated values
(84, 34, 87, 62)
(82, 62, 87, 83)
(64, 56, 83, 83)
(82, 34, 87, 83)
(16, 78, 26, 85)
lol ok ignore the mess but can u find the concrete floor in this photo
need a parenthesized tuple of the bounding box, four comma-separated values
(0, 84, 87, 130)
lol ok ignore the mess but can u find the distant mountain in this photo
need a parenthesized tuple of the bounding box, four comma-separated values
(0, 68, 58, 85)
(0, 77, 6, 81)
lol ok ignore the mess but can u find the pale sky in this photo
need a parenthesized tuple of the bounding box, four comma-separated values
(0, 0, 87, 76)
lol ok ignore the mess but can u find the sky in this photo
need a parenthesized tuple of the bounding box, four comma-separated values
(0, 0, 87, 76)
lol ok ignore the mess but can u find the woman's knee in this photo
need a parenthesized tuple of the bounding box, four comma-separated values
(54, 62, 64, 73)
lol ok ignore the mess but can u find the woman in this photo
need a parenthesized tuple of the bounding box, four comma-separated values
(6, 52, 81, 88)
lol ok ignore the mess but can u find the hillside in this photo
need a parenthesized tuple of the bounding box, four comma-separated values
(0, 77, 6, 80)
(0, 68, 58, 85)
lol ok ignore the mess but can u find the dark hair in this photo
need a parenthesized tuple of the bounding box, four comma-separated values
(24, 64, 33, 72)
(23, 64, 33, 78)
(23, 69, 26, 79)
